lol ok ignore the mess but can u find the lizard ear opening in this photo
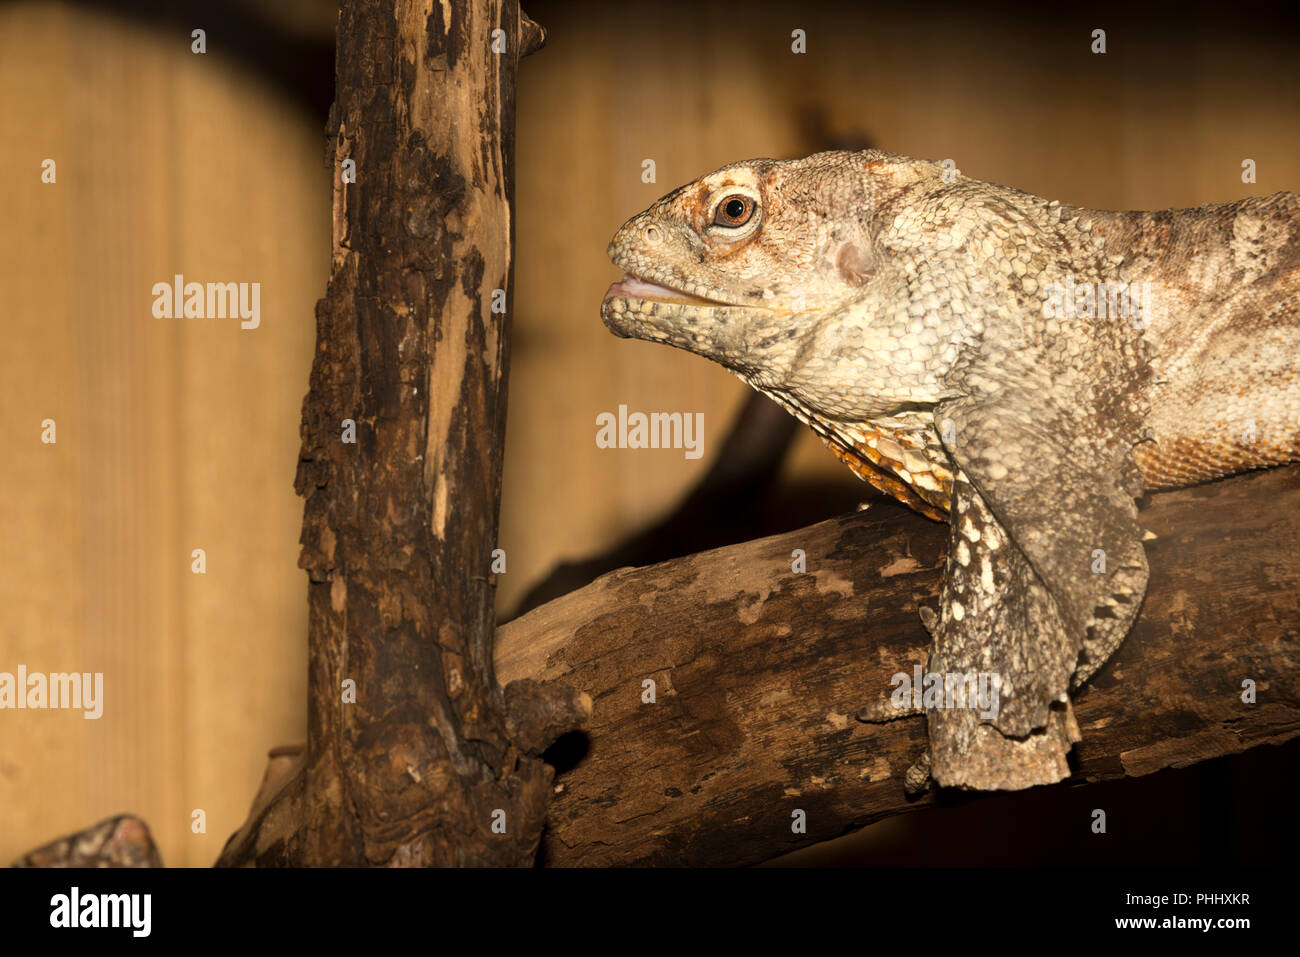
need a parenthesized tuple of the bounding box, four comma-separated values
(835, 242, 875, 287)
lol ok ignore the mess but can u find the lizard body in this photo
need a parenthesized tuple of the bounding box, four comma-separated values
(600, 150, 1299, 790)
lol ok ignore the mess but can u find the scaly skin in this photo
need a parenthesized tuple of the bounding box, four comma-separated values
(600, 150, 1299, 790)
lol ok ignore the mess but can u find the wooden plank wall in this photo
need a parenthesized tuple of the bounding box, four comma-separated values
(1, 4, 323, 866)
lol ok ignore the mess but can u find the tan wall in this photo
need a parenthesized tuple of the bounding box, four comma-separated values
(1, 0, 1295, 865)
(0, 3, 323, 865)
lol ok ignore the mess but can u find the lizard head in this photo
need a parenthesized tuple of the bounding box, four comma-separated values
(600, 150, 937, 393)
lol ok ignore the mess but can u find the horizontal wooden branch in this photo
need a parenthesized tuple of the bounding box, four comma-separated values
(495, 465, 1300, 867)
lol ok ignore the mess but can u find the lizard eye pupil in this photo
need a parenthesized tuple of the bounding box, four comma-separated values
(713, 194, 755, 227)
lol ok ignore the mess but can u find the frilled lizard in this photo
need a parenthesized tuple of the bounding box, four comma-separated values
(600, 150, 1300, 791)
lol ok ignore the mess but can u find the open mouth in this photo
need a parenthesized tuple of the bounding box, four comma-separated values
(603, 273, 728, 306)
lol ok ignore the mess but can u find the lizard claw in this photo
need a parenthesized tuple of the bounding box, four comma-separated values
(856, 701, 924, 723)
(903, 749, 933, 797)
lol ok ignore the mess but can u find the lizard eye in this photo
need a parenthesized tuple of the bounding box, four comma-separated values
(713, 194, 756, 228)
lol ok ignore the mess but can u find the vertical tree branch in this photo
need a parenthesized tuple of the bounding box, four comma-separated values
(218, 0, 584, 867)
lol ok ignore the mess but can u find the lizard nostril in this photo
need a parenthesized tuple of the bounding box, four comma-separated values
(643, 224, 663, 246)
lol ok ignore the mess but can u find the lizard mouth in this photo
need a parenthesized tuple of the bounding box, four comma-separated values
(603, 273, 730, 306)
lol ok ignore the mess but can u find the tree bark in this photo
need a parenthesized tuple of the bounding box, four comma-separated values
(494, 465, 1300, 867)
(217, 0, 586, 867)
